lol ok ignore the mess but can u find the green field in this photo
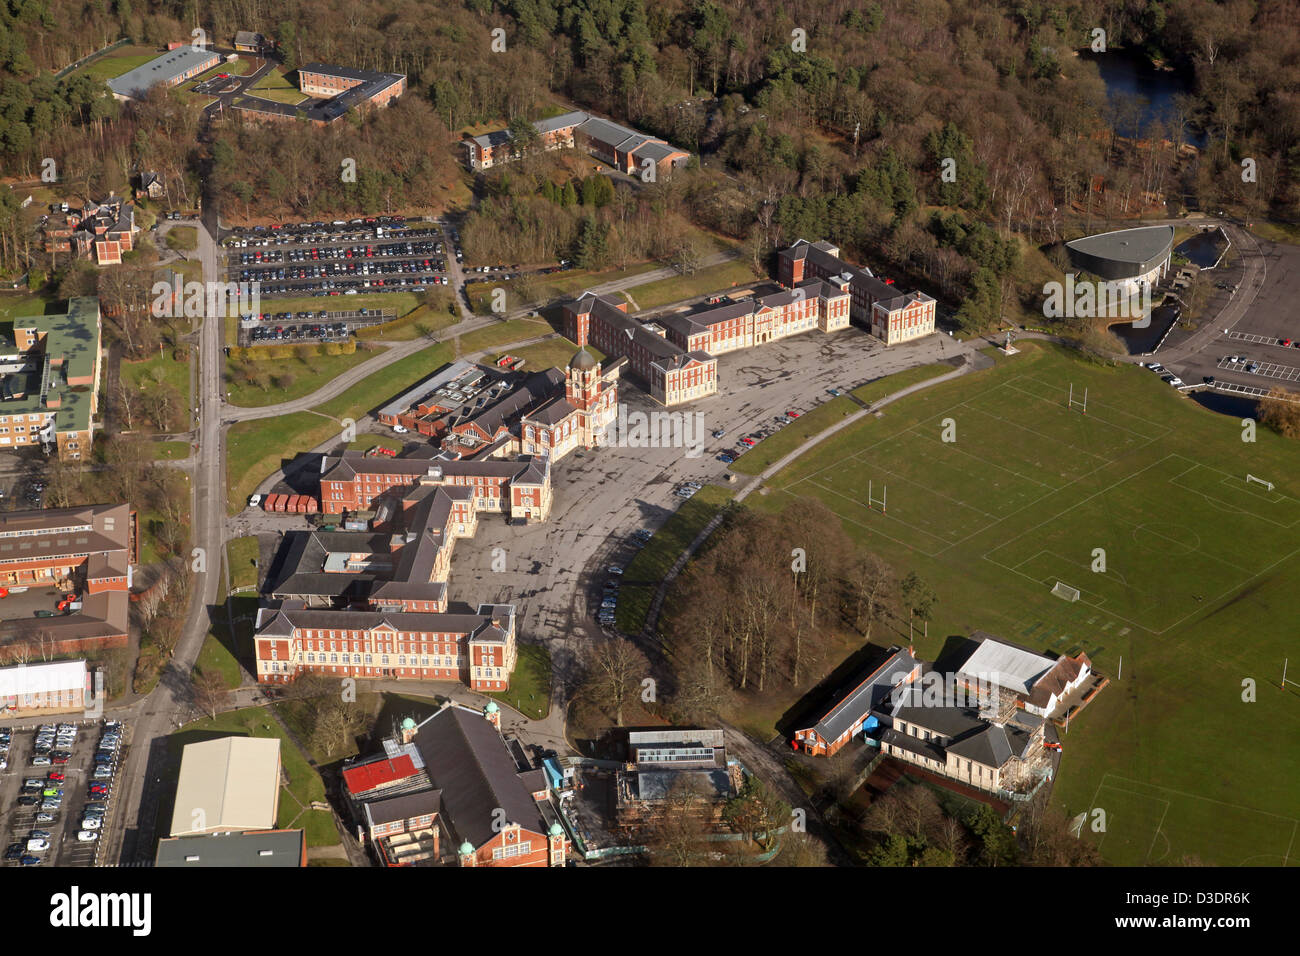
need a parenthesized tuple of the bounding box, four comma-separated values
(225, 345, 375, 407)
(629, 258, 759, 311)
(492, 337, 603, 373)
(249, 67, 307, 105)
(68, 46, 160, 83)
(165, 226, 197, 252)
(454, 318, 552, 356)
(751, 342, 1300, 866)
(488, 642, 552, 719)
(225, 342, 453, 512)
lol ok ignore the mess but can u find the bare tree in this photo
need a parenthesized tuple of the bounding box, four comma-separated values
(580, 637, 649, 726)
(193, 670, 230, 720)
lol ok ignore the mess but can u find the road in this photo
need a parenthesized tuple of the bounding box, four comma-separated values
(103, 217, 226, 864)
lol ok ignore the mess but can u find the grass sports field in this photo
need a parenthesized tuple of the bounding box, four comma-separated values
(754, 342, 1300, 866)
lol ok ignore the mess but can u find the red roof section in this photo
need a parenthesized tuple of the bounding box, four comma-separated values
(343, 754, 417, 795)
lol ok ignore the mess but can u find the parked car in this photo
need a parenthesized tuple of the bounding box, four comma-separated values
(77, 831, 99, 842)
(80, 818, 101, 831)
(16, 796, 39, 806)
(31, 756, 51, 766)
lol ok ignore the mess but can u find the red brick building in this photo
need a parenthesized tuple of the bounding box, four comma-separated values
(564, 293, 716, 406)
(344, 703, 570, 867)
(778, 239, 936, 344)
(0, 503, 135, 658)
(660, 279, 852, 355)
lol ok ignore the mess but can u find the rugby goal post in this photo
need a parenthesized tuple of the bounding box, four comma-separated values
(1052, 581, 1081, 602)
(1246, 474, 1274, 491)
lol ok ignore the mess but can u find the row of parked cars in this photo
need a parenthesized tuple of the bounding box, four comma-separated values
(716, 410, 802, 463)
(598, 565, 624, 627)
(5, 722, 120, 865)
(249, 323, 348, 342)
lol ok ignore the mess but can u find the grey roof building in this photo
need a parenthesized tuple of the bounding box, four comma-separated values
(108, 47, 221, 99)
(155, 829, 305, 867)
(1065, 226, 1174, 281)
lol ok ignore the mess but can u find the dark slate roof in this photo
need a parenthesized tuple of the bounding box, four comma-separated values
(802, 647, 917, 741)
(413, 706, 548, 848)
(155, 830, 304, 867)
(881, 727, 945, 764)
(946, 724, 1014, 768)
(363, 788, 442, 827)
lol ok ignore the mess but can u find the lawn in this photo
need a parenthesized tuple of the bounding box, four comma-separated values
(748, 342, 1300, 866)
(454, 318, 552, 357)
(224, 342, 453, 512)
(196, 631, 243, 690)
(0, 292, 54, 323)
(165, 226, 197, 252)
(235, 292, 417, 320)
(628, 258, 759, 311)
(226, 536, 260, 591)
(151, 441, 191, 460)
(464, 262, 662, 308)
(225, 344, 376, 407)
(488, 642, 552, 719)
(249, 67, 307, 105)
(615, 484, 734, 635)
(68, 46, 160, 83)
(849, 363, 955, 407)
(121, 350, 192, 406)
(169, 706, 340, 848)
(492, 337, 603, 373)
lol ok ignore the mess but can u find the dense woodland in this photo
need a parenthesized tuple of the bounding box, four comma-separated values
(1, 0, 1298, 327)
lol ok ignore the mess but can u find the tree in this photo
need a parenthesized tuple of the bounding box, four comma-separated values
(1258, 388, 1300, 438)
(850, 552, 892, 638)
(507, 115, 540, 160)
(722, 775, 790, 849)
(900, 572, 938, 641)
(580, 637, 648, 726)
(193, 670, 229, 720)
(647, 775, 713, 866)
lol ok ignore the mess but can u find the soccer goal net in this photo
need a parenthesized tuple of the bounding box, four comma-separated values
(1246, 474, 1274, 491)
(1051, 581, 1081, 602)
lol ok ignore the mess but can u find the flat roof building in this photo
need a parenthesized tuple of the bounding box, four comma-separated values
(156, 829, 305, 867)
(2, 297, 104, 459)
(108, 46, 222, 100)
(170, 737, 283, 837)
(0, 660, 87, 715)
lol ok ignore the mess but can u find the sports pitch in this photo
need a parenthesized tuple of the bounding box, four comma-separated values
(755, 343, 1300, 865)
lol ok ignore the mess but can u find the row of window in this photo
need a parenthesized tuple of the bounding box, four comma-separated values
(306, 652, 464, 667)
(491, 841, 533, 860)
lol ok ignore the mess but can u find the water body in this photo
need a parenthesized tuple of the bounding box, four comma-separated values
(1175, 229, 1228, 269)
(1189, 390, 1259, 421)
(1108, 303, 1179, 354)
(1083, 50, 1206, 148)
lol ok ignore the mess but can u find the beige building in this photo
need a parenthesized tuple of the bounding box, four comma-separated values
(170, 737, 283, 836)
(0, 660, 87, 714)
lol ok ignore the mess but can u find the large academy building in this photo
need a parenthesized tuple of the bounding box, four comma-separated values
(778, 239, 936, 345)
(1064, 225, 1174, 294)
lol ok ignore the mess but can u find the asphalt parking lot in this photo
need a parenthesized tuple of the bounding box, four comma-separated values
(1162, 234, 1300, 390)
(0, 720, 125, 868)
(440, 326, 968, 687)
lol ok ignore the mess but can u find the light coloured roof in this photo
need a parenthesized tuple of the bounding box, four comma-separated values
(1065, 226, 1174, 267)
(0, 660, 86, 697)
(107, 47, 220, 98)
(170, 737, 282, 837)
(956, 637, 1056, 696)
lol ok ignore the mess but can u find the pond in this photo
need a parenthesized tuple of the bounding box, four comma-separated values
(1189, 390, 1259, 421)
(1108, 303, 1179, 354)
(1082, 50, 1206, 148)
(1175, 228, 1228, 269)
